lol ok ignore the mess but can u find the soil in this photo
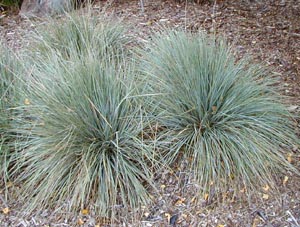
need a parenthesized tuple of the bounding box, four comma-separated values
(0, 0, 300, 226)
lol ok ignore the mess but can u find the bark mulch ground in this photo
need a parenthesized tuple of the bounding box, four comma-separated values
(0, 0, 300, 226)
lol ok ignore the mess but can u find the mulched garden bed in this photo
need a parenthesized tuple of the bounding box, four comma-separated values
(0, 0, 299, 226)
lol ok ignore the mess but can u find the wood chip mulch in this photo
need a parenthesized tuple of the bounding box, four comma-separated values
(0, 0, 300, 226)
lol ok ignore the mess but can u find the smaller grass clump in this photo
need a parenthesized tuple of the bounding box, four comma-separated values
(33, 11, 129, 60)
(13, 27, 155, 216)
(140, 30, 299, 195)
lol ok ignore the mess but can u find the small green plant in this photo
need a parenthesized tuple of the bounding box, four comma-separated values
(140, 30, 299, 195)
(13, 21, 155, 216)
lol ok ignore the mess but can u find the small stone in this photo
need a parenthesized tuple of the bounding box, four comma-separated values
(20, 0, 74, 18)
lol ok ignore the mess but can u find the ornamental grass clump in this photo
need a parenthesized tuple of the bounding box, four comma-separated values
(140, 31, 299, 194)
(34, 11, 129, 60)
(13, 28, 154, 215)
(0, 44, 23, 182)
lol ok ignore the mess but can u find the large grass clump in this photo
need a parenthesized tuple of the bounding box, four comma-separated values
(13, 18, 155, 216)
(0, 44, 24, 183)
(140, 30, 299, 194)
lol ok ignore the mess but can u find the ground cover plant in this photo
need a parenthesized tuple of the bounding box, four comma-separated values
(11, 14, 156, 217)
(140, 30, 299, 197)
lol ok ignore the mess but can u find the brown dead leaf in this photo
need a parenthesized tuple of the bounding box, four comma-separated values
(204, 193, 209, 200)
(181, 213, 188, 219)
(165, 213, 171, 223)
(175, 197, 185, 206)
(24, 98, 30, 105)
(252, 217, 260, 227)
(2, 207, 10, 214)
(283, 176, 289, 186)
(78, 218, 84, 225)
(287, 153, 292, 163)
(6, 181, 13, 188)
(191, 196, 197, 203)
(262, 184, 269, 191)
(262, 194, 269, 200)
(81, 209, 89, 215)
(160, 184, 166, 190)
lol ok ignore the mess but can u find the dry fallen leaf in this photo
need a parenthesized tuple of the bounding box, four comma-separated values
(217, 224, 225, 227)
(283, 176, 289, 186)
(175, 197, 185, 206)
(95, 225, 100, 227)
(287, 153, 292, 163)
(204, 193, 209, 200)
(165, 213, 171, 223)
(191, 196, 197, 203)
(24, 98, 30, 105)
(252, 217, 260, 227)
(262, 194, 269, 200)
(262, 184, 269, 191)
(2, 207, 10, 214)
(181, 213, 188, 219)
(81, 209, 89, 215)
(6, 181, 13, 188)
(78, 218, 84, 225)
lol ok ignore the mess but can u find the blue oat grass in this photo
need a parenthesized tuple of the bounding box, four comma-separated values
(0, 43, 24, 183)
(13, 20, 155, 215)
(33, 11, 129, 60)
(140, 30, 299, 195)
